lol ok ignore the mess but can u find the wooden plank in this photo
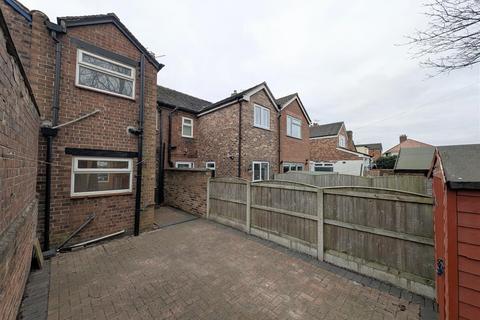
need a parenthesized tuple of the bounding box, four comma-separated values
(324, 219, 434, 245)
(317, 189, 324, 261)
(323, 189, 433, 204)
(252, 183, 318, 193)
(209, 195, 246, 205)
(251, 204, 318, 221)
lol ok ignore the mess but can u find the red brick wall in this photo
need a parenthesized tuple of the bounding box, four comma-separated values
(0, 14, 40, 319)
(164, 109, 199, 166)
(310, 125, 359, 162)
(5, 8, 158, 245)
(279, 99, 309, 168)
(164, 169, 211, 216)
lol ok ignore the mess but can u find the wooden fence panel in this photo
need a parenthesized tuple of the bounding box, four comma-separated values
(208, 178, 247, 227)
(275, 172, 430, 195)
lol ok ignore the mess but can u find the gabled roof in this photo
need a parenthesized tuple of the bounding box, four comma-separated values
(157, 86, 211, 113)
(336, 147, 371, 158)
(198, 82, 279, 116)
(309, 121, 343, 138)
(356, 143, 383, 151)
(394, 147, 435, 172)
(384, 138, 432, 154)
(58, 13, 163, 70)
(437, 144, 480, 190)
(276, 93, 312, 125)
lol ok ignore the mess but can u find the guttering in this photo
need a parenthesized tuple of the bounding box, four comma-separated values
(134, 55, 146, 236)
(237, 99, 242, 177)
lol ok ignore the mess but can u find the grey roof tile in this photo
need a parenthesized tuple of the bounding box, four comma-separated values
(309, 122, 343, 138)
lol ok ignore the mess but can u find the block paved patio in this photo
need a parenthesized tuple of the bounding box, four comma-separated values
(46, 213, 430, 320)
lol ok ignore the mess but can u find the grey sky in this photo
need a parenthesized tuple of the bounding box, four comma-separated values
(23, 0, 480, 150)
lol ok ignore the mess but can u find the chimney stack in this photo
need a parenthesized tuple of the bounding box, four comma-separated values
(399, 134, 407, 143)
(231, 90, 238, 96)
(346, 130, 353, 143)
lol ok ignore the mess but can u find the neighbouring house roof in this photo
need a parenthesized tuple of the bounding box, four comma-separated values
(336, 147, 371, 158)
(157, 86, 211, 113)
(394, 147, 435, 172)
(309, 122, 343, 138)
(57, 13, 164, 70)
(437, 144, 480, 190)
(384, 138, 432, 155)
(276, 93, 312, 125)
(198, 82, 279, 116)
(356, 143, 383, 151)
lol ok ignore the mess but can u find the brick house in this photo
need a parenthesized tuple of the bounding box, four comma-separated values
(0, 7, 40, 319)
(156, 82, 312, 191)
(309, 121, 371, 176)
(2, 0, 163, 250)
(356, 143, 383, 160)
(384, 134, 433, 156)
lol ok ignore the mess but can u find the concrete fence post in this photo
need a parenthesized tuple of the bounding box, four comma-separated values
(246, 181, 251, 234)
(206, 177, 211, 219)
(317, 189, 324, 261)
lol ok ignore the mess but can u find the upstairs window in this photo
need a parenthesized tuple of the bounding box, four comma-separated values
(253, 105, 270, 130)
(338, 135, 346, 148)
(287, 115, 302, 139)
(182, 117, 193, 138)
(71, 157, 133, 196)
(76, 49, 136, 99)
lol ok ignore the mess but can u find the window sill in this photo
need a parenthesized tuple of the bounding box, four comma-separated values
(286, 135, 303, 140)
(253, 125, 272, 132)
(71, 191, 133, 199)
(181, 136, 194, 139)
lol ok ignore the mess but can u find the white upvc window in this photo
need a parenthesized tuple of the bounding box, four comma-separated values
(286, 115, 302, 139)
(253, 104, 270, 130)
(182, 117, 193, 138)
(71, 157, 133, 197)
(252, 161, 269, 182)
(314, 162, 334, 172)
(283, 162, 304, 173)
(75, 49, 136, 99)
(175, 161, 194, 169)
(206, 161, 216, 170)
(338, 135, 346, 148)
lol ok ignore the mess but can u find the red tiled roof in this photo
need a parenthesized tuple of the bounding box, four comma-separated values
(385, 139, 433, 154)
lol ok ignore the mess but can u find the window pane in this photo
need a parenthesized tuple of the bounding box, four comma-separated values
(261, 163, 269, 180)
(287, 117, 292, 135)
(292, 123, 301, 138)
(74, 173, 130, 193)
(253, 163, 261, 181)
(283, 165, 290, 173)
(77, 159, 129, 169)
(78, 66, 133, 97)
(183, 125, 192, 136)
(82, 53, 132, 76)
(254, 106, 261, 126)
(261, 109, 269, 128)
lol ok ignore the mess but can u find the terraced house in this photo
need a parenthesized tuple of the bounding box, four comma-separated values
(156, 82, 312, 185)
(1, 0, 163, 250)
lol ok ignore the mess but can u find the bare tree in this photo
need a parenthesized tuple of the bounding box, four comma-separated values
(409, 0, 480, 73)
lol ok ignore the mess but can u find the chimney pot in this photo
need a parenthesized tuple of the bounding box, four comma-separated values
(399, 134, 407, 143)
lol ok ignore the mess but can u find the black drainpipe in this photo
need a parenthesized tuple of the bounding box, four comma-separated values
(156, 106, 164, 204)
(167, 107, 178, 167)
(133, 55, 145, 236)
(237, 99, 242, 178)
(42, 31, 61, 251)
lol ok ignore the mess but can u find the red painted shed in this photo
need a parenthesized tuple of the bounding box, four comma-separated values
(431, 144, 480, 320)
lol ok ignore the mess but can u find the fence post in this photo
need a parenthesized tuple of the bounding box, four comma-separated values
(246, 181, 251, 234)
(206, 177, 211, 219)
(317, 189, 324, 261)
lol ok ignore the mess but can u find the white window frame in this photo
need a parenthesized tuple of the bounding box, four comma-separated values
(75, 49, 136, 100)
(181, 117, 193, 138)
(71, 157, 133, 197)
(286, 115, 302, 139)
(253, 104, 270, 130)
(283, 162, 304, 172)
(175, 161, 194, 169)
(252, 161, 269, 182)
(338, 135, 346, 148)
(206, 161, 216, 170)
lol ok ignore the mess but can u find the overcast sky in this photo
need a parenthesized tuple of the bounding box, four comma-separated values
(23, 0, 479, 150)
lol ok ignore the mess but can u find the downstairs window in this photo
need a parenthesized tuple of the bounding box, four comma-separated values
(71, 157, 133, 196)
